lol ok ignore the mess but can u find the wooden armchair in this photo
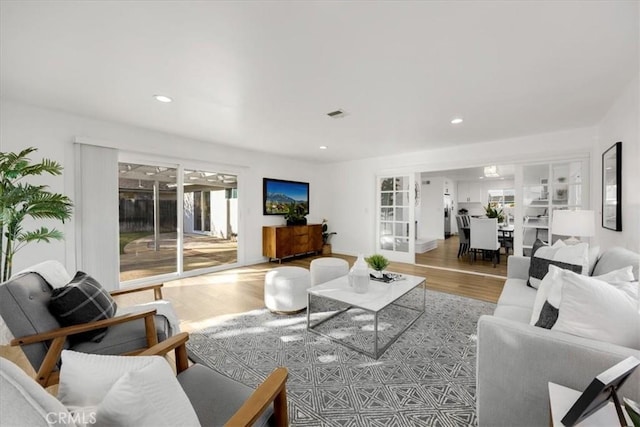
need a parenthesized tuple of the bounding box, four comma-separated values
(140, 332, 289, 427)
(0, 272, 169, 387)
(0, 332, 289, 427)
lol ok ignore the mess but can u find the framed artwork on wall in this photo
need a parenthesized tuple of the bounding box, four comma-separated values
(602, 141, 622, 231)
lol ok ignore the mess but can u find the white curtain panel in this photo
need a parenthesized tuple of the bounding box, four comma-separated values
(74, 143, 119, 291)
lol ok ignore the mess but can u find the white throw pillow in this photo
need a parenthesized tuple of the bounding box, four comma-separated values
(94, 357, 200, 427)
(58, 350, 159, 407)
(552, 270, 640, 348)
(527, 240, 589, 289)
(529, 265, 635, 326)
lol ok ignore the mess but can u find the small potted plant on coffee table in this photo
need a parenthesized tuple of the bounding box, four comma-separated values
(365, 254, 389, 279)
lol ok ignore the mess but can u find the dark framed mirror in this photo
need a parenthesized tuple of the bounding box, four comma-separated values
(602, 141, 622, 231)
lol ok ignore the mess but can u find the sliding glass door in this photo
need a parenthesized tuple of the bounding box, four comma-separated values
(118, 161, 239, 283)
(118, 163, 178, 282)
(183, 170, 238, 272)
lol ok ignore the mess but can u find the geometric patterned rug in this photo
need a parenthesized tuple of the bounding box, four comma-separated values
(186, 288, 495, 426)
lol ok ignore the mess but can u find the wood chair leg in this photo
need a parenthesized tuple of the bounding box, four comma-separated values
(273, 387, 288, 427)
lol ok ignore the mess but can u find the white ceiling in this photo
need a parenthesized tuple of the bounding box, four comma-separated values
(1, 1, 637, 163)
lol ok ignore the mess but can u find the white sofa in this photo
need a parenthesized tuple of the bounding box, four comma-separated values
(477, 247, 640, 427)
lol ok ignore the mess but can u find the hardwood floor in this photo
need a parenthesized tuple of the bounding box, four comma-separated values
(114, 253, 504, 335)
(415, 234, 510, 277)
(0, 253, 504, 379)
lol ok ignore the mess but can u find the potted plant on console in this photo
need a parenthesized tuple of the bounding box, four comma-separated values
(321, 219, 337, 255)
(284, 203, 307, 226)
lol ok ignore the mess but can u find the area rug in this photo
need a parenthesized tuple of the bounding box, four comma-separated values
(186, 288, 495, 426)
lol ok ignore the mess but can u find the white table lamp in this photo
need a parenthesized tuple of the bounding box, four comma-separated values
(551, 210, 595, 245)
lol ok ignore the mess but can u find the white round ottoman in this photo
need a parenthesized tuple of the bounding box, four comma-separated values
(310, 257, 350, 286)
(264, 266, 311, 313)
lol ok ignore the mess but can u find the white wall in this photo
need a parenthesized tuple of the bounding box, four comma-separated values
(420, 177, 444, 239)
(210, 189, 227, 238)
(0, 99, 323, 275)
(183, 192, 195, 234)
(595, 75, 640, 252)
(3, 91, 635, 274)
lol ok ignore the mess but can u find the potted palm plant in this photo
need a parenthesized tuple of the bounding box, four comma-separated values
(1, 147, 73, 281)
(321, 219, 337, 255)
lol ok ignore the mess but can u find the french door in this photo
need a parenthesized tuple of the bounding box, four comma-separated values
(376, 174, 415, 263)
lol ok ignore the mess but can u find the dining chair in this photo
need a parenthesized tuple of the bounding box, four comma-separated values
(455, 216, 470, 258)
(498, 227, 514, 255)
(469, 218, 501, 267)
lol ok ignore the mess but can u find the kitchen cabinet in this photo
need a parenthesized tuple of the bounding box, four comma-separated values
(457, 181, 484, 203)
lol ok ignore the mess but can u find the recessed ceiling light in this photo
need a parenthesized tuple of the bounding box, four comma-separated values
(451, 117, 463, 124)
(319, 146, 328, 150)
(154, 95, 173, 103)
(478, 176, 484, 179)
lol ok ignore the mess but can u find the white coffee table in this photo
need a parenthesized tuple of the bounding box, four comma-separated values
(306, 273, 426, 359)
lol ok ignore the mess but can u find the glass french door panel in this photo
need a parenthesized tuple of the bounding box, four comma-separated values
(381, 192, 394, 206)
(183, 169, 238, 271)
(119, 162, 178, 282)
(380, 208, 394, 220)
(377, 175, 413, 256)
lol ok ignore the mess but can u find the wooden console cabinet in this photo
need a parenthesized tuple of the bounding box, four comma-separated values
(262, 224, 323, 262)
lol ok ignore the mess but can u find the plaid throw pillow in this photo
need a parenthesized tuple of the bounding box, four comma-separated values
(49, 271, 117, 343)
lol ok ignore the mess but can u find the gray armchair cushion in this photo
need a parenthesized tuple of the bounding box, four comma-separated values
(177, 364, 273, 427)
(70, 316, 168, 355)
(0, 272, 66, 369)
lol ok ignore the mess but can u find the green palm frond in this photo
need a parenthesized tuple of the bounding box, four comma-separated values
(1, 147, 73, 280)
(16, 227, 64, 245)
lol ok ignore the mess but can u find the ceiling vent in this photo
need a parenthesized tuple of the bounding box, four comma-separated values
(327, 109, 346, 118)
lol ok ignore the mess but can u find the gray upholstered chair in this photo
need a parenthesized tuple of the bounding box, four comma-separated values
(142, 332, 288, 426)
(0, 333, 288, 427)
(0, 271, 169, 387)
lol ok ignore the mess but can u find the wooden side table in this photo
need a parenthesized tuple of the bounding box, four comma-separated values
(548, 382, 632, 426)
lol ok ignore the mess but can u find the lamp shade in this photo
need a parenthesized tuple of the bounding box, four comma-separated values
(551, 210, 595, 237)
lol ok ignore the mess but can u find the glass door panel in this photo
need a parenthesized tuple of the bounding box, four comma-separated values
(518, 159, 588, 256)
(377, 175, 414, 262)
(183, 170, 238, 271)
(118, 163, 178, 281)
